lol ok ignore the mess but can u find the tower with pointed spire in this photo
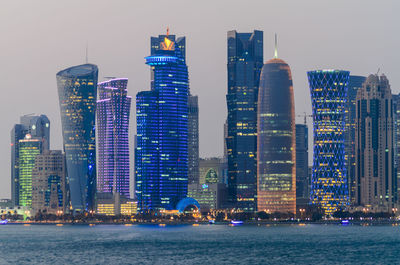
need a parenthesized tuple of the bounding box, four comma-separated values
(257, 36, 296, 214)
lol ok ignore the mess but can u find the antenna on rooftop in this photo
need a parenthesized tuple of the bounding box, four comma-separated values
(85, 42, 89, 64)
(376, 68, 380, 75)
(274, 33, 278, 59)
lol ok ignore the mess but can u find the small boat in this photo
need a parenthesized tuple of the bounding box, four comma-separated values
(0, 219, 8, 225)
(209, 219, 215, 224)
(341, 220, 350, 225)
(230, 220, 243, 225)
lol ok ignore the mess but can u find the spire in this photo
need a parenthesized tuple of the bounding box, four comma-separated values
(274, 33, 278, 59)
(161, 27, 174, 50)
(85, 42, 88, 64)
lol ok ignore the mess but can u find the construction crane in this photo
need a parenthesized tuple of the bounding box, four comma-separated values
(296, 112, 312, 125)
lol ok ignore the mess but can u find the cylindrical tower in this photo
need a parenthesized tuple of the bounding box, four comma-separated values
(136, 32, 189, 211)
(257, 58, 296, 214)
(308, 70, 350, 215)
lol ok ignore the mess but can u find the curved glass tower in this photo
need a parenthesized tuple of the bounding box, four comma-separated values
(57, 64, 98, 212)
(97, 78, 131, 198)
(136, 32, 189, 211)
(257, 58, 296, 214)
(308, 70, 350, 215)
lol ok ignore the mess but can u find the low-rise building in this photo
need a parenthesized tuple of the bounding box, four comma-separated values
(31, 150, 66, 215)
(96, 192, 137, 216)
(199, 157, 227, 184)
(188, 183, 227, 211)
(0, 205, 32, 220)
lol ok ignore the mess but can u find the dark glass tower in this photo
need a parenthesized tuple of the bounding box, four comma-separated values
(56, 64, 98, 212)
(257, 57, 296, 214)
(188, 95, 199, 184)
(97, 78, 131, 198)
(296, 123, 309, 205)
(226, 30, 263, 211)
(11, 114, 50, 206)
(135, 32, 189, 211)
(393, 93, 400, 203)
(346, 75, 366, 204)
(308, 70, 350, 215)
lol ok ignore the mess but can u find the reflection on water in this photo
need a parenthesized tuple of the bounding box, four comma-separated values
(0, 224, 399, 264)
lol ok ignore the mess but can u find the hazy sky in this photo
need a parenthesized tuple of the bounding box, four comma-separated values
(1, 0, 399, 198)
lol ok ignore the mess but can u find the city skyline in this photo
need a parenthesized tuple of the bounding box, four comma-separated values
(1, 0, 400, 198)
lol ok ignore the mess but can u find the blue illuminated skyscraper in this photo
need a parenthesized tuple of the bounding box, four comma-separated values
(308, 70, 350, 215)
(57, 64, 98, 212)
(97, 78, 131, 198)
(226, 30, 263, 211)
(135, 31, 189, 211)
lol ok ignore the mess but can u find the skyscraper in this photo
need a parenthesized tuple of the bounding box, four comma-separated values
(355, 74, 396, 211)
(393, 93, 400, 202)
(188, 94, 199, 184)
(346, 75, 366, 204)
(226, 30, 263, 211)
(308, 70, 350, 215)
(31, 150, 66, 214)
(135, 31, 189, 211)
(18, 135, 43, 207)
(257, 53, 296, 214)
(11, 114, 50, 206)
(97, 78, 131, 198)
(296, 123, 309, 205)
(56, 64, 98, 212)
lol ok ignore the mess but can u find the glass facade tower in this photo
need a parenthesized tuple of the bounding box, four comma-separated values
(308, 70, 350, 215)
(188, 95, 199, 184)
(346, 75, 366, 204)
(257, 58, 296, 214)
(226, 30, 263, 211)
(56, 64, 98, 212)
(97, 78, 131, 198)
(393, 94, 400, 203)
(296, 123, 309, 204)
(135, 32, 189, 211)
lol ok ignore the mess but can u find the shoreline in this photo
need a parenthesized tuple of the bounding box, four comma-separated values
(3, 220, 400, 226)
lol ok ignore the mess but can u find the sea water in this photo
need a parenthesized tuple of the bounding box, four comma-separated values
(0, 224, 398, 264)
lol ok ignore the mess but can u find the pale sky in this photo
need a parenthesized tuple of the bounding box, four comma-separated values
(1, 0, 399, 198)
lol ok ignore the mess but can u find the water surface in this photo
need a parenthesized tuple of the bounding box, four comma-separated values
(0, 224, 398, 264)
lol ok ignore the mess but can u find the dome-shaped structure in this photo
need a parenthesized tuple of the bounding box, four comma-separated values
(176, 197, 201, 213)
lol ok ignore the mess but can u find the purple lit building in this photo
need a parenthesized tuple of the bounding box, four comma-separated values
(97, 78, 131, 198)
